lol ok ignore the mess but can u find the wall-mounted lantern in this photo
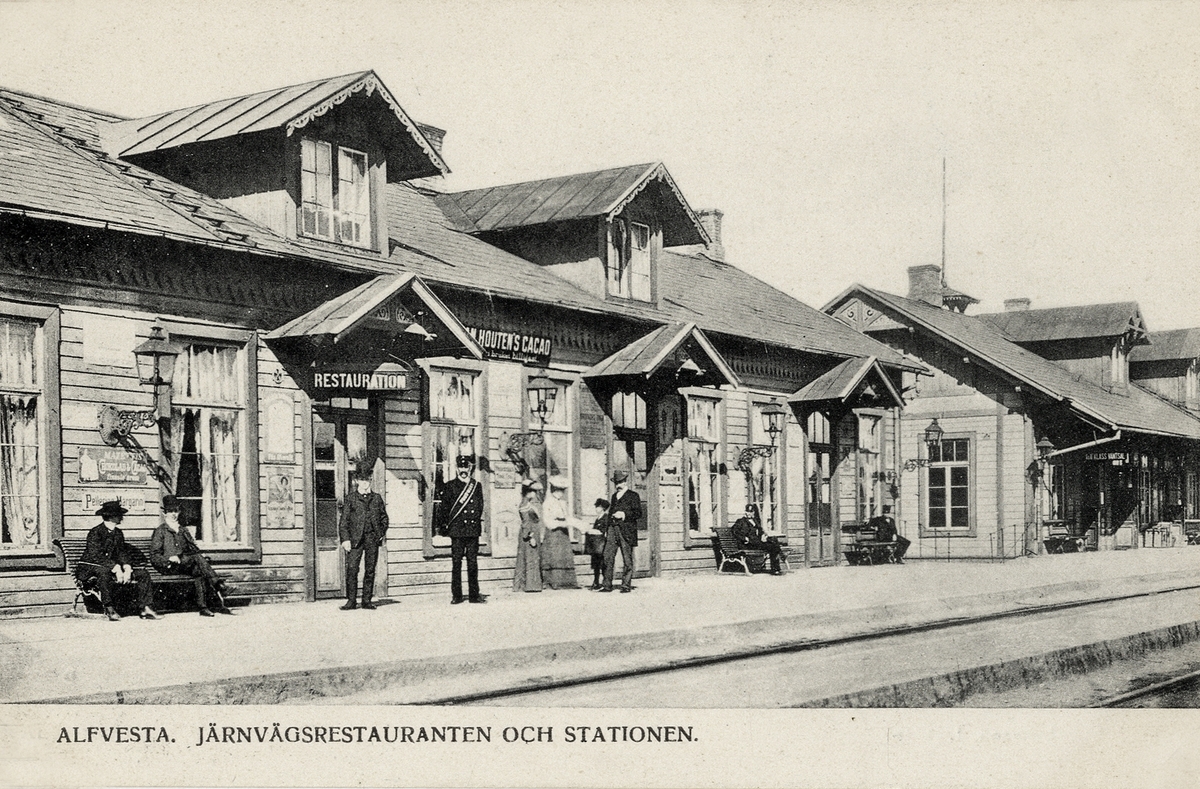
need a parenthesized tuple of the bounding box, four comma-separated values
(99, 323, 183, 446)
(527, 373, 558, 427)
(903, 417, 945, 471)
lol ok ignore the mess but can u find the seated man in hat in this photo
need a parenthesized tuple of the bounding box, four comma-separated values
(150, 495, 232, 616)
(78, 500, 159, 621)
(866, 505, 909, 563)
(731, 504, 785, 575)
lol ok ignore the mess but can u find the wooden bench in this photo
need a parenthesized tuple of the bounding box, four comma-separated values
(53, 537, 224, 616)
(841, 525, 898, 565)
(711, 526, 791, 574)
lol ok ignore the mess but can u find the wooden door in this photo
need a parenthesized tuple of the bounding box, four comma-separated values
(807, 447, 837, 566)
(311, 404, 380, 599)
(610, 390, 655, 577)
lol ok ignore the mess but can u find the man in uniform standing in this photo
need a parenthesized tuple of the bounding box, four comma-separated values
(601, 470, 641, 593)
(434, 455, 486, 604)
(78, 500, 159, 621)
(339, 470, 389, 610)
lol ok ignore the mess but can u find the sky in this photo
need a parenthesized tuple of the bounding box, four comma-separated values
(2, 1, 1200, 328)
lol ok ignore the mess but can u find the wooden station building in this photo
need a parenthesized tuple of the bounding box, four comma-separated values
(827, 266, 1200, 559)
(0, 71, 925, 618)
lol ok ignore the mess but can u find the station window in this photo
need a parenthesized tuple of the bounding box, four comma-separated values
(0, 317, 44, 552)
(926, 437, 971, 532)
(749, 400, 783, 532)
(166, 341, 249, 546)
(685, 396, 722, 539)
(522, 376, 575, 511)
(607, 218, 653, 302)
(427, 369, 485, 549)
(300, 138, 371, 248)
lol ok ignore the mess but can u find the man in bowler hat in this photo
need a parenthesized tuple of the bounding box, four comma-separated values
(601, 469, 641, 593)
(339, 470, 389, 610)
(150, 495, 232, 616)
(78, 500, 158, 621)
(434, 455, 486, 604)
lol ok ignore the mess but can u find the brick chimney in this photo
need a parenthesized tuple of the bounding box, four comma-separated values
(1004, 298, 1031, 312)
(696, 209, 724, 262)
(907, 264, 943, 307)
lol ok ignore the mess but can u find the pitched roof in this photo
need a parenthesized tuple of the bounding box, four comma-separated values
(976, 302, 1149, 344)
(433, 162, 708, 246)
(104, 70, 447, 179)
(1130, 328, 1200, 364)
(789, 356, 904, 409)
(654, 250, 923, 370)
(835, 287, 1200, 439)
(265, 272, 483, 358)
(0, 81, 924, 372)
(584, 323, 739, 386)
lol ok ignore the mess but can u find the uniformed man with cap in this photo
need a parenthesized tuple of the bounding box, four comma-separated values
(433, 455, 487, 604)
(78, 500, 158, 621)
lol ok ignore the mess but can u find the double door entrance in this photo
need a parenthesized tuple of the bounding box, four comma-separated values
(311, 401, 384, 600)
(806, 444, 837, 566)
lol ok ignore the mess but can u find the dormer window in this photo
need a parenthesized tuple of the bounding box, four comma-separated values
(607, 218, 653, 302)
(300, 138, 371, 248)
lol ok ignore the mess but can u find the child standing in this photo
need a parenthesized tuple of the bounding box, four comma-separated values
(585, 498, 609, 590)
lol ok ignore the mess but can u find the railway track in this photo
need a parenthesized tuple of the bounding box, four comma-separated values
(420, 582, 1200, 706)
(1093, 668, 1200, 708)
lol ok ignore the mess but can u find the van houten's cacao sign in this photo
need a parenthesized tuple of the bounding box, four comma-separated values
(465, 326, 552, 365)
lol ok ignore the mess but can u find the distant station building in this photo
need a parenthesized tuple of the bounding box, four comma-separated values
(827, 266, 1200, 558)
(0, 71, 924, 617)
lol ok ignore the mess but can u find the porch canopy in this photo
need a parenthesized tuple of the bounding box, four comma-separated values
(583, 322, 739, 389)
(266, 272, 483, 359)
(788, 355, 904, 415)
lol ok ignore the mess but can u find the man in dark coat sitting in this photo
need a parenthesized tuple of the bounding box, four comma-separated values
(731, 503, 784, 574)
(78, 500, 158, 621)
(867, 505, 910, 563)
(149, 495, 231, 616)
(434, 455, 486, 605)
(339, 470, 389, 610)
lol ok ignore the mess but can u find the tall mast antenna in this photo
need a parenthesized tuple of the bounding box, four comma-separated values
(941, 157, 947, 286)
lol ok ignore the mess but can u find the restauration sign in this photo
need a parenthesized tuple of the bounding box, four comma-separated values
(312, 363, 408, 391)
(466, 326, 552, 366)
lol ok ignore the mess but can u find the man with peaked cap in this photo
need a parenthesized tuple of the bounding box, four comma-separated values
(601, 469, 641, 593)
(150, 495, 232, 616)
(77, 500, 158, 621)
(338, 469, 389, 610)
(433, 454, 487, 604)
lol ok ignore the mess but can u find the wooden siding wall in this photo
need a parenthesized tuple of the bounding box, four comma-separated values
(251, 338, 307, 603)
(892, 360, 1033, 559)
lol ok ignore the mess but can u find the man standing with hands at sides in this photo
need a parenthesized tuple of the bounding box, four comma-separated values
(339, 470, 389, 610)
(150, 495, 232, 616)
(434, 454, 487, 605)
(78, 500, 158, 621)
(601, 469, 641, 593)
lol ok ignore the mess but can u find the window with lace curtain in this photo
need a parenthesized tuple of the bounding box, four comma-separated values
(685, 395, 722, 540)
(163, 341, 246, 545)
(0, 318, 41, 551)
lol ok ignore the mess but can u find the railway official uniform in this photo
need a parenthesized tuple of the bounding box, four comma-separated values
(435, 456, 487, 604)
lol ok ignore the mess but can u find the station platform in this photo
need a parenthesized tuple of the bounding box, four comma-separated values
(3, 548, 1200, 705)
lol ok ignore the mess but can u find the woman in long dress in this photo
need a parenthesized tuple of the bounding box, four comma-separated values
(513, 481, 543, 592)
(539, 476, 580, 589)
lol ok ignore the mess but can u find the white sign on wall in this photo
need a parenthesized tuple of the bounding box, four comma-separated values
(81, 314, 136, 368)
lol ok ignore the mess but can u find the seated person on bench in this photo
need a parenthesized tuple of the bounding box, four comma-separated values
(150, 495, 232, 616)
(866, 505, 909, 563)
(731, 504, 784, 575)
(78, 500, 159, 622)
